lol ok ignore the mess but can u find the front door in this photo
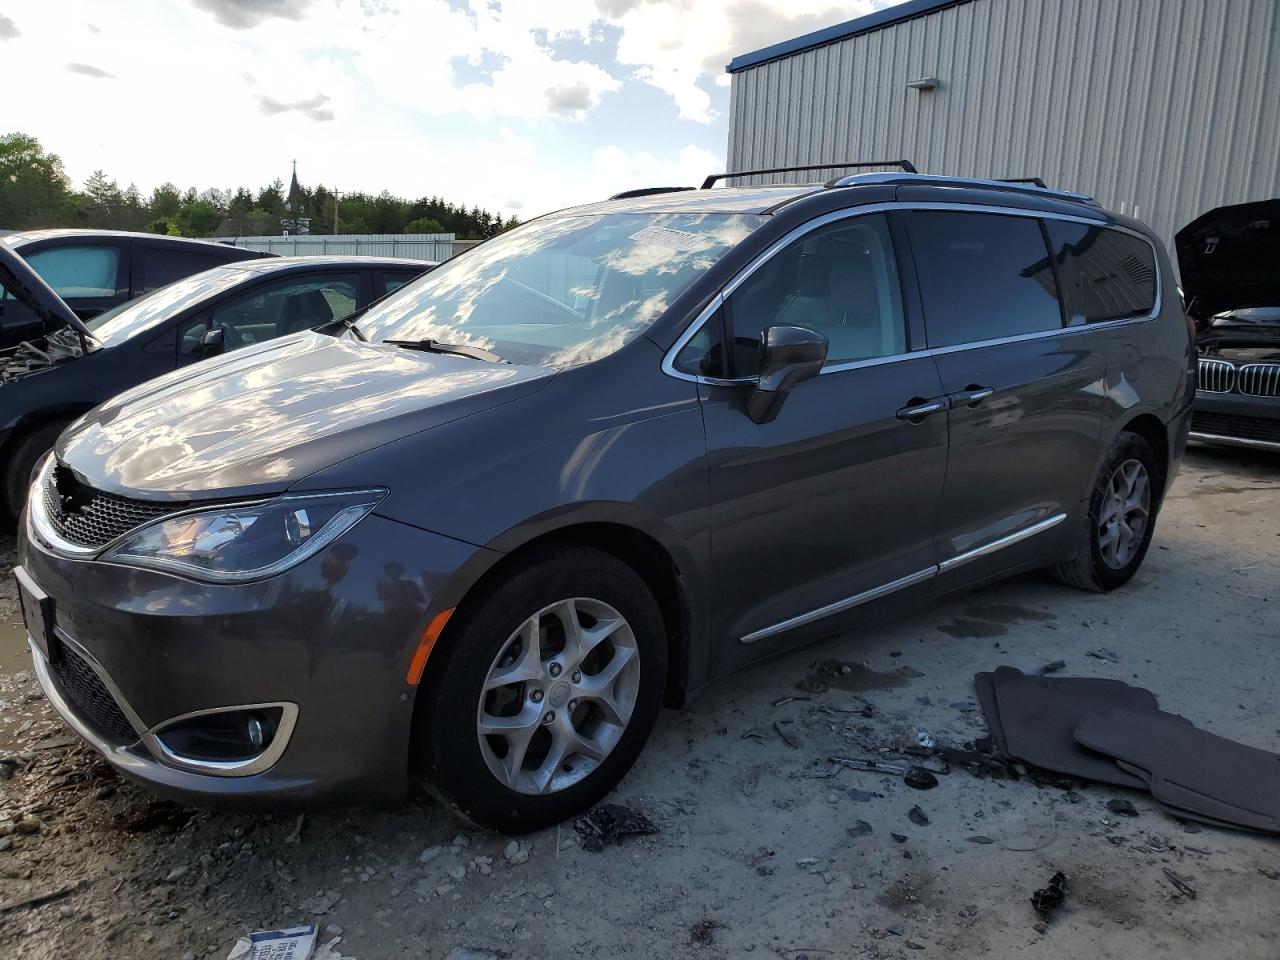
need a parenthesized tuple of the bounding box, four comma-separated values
(681, 212, 949, 673)
(902, 209, 1107, 582)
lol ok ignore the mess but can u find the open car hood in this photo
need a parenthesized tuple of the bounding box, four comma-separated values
(1176, 199, 1280, 323)
(0, 241, 97, 383)
(0, 241, 93, 342)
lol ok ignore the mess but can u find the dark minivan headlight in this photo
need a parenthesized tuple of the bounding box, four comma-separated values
(102, 490, 385, 582)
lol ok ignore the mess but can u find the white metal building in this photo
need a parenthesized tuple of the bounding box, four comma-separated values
(725, 0, 1280, 252)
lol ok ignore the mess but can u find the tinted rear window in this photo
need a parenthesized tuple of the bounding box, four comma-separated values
(140, 247, 229, 292)
(1045, 222, 1157, 325)
(909, 211, 1062, 348)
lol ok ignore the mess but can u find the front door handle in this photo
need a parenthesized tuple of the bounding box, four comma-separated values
(896, 398, 948, 421)
(950, 386, 994, 407)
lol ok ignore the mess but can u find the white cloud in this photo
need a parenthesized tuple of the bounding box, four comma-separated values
(611, 0, 885, 122)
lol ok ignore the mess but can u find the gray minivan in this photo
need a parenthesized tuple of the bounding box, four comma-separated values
(15, 170, 1193, 831)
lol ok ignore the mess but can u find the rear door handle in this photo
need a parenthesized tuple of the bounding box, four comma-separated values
(896, 398, 948, 421)
(950, 386, 994, 407)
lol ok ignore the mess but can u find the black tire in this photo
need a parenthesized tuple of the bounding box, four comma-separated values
(2, 421, 68, 521)
(417, 545, 667, 833)
(1052, 431, 1160, 592)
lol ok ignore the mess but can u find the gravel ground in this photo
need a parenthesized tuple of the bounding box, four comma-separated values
(1, 445, 1278, 960)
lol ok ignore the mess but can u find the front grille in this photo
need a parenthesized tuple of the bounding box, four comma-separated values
(41, 464, 172, 548)
(1237, 363, 1280, 398)
(1197, 357, 1235, 393)
(50, 643, 139, 745)
(1192, 411, 1280, 445)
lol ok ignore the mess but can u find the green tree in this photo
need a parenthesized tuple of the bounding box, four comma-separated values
(404, 217, 445, 235)
(175, 200, 222, 237)
(0, 132, 73, 228)
(149, 182, 182, 220)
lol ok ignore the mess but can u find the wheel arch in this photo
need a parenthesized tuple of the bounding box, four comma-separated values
(1117, 412, 1171, 504)
(405, 514, 701, 779)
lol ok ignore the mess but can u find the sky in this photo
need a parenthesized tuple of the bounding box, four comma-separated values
(0, 0, 900, 219)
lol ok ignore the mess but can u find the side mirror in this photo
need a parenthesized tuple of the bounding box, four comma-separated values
(200, 326, 225, 357)
(746, 325, 828, 424)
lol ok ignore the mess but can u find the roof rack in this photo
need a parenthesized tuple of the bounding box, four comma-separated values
(608, 186, 697, 200)
(996, 177, 1047, 188)
(827, 172, 1097, 205)
(701, 160, 916, 189)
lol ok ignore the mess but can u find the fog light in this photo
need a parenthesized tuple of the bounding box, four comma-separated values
(153, 706, 283, 764)
(247, 714, 267, 750)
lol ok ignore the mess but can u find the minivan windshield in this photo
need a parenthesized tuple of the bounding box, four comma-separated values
(355, 213, 764, 367)
(86, 266, 249, 347)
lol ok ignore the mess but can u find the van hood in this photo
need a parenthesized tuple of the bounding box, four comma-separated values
(1176, 199, 1280, 323)
(0, 241, 98, 383)
(57, 332, 553, 498)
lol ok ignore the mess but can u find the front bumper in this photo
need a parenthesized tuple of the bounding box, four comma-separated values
(19, 511, 489, 808)
(1191, 390, 1280, 451)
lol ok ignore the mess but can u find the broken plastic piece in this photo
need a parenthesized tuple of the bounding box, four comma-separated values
(1030, 872, 1067, 918)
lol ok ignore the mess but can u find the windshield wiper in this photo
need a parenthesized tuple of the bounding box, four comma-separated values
(383, 338, 508, 363)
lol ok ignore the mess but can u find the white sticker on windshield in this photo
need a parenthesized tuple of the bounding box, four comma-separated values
(629, 225, 707, 253)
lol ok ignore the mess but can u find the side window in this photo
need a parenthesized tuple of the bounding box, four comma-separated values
(672, 308, 726, 378)
(23, 245, 121, 298)
(140, 247, 224, 293)
(726, 213, 906, 377)
(383, 273, 420, 295)
(183, 274, 359, 353)
(1045, 222, 1156, 325)
(909, 212, 1062, 348)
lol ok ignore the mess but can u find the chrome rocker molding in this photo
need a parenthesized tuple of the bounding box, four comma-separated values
(30, 633, 298, 778)
(1189, 432, 1280, 453)
(740, 512, 1066, 644)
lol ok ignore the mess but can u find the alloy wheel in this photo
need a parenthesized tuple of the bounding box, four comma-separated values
(476, 597, 640, 796)
(1098, 458, 1151, 569)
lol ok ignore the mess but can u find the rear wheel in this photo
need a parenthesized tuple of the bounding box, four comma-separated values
(417, 546, 667, 832)
(2, 420, 68, 521)
(1053, 431, 1160, 592)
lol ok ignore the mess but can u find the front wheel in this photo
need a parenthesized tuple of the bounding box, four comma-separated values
(1052, 431, 1160, 592)
(3, 420, 69, 521)
(417, 546, 667, 833)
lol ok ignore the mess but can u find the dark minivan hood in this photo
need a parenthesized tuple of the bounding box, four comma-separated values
(58, 332, 552, 498)
(1176, 198, 1280, 323)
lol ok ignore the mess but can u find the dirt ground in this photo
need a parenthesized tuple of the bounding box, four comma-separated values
(1, 445, 1278, 960)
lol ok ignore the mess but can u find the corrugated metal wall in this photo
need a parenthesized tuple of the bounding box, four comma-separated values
(223, 233, 459, 261)
(726, 0, 1280, 253)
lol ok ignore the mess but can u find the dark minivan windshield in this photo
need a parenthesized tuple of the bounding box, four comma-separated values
(355, 213, 763, 366)
(86, 266, 249, 346)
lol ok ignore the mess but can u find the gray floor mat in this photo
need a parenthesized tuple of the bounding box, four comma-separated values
(974, 671, 1008, 757)
(988, 666, 1169, 789)
(1113, 759, 1270, 834)
(1077, 710, 1280, 835)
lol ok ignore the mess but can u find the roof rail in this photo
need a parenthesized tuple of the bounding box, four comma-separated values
(827, 172, 1097, 205)
(609, 186, 697, 200)
(996, 177, 1047, 188)
(701, 160, 916, 189)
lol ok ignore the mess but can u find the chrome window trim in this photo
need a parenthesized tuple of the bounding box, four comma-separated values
(661, 202, 1162, 386)
(739, 511, 1067, 644)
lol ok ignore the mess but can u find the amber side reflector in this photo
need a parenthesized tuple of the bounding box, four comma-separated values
(406, 608, 454, 686)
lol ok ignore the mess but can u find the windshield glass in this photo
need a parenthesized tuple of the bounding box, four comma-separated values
(86, 266, 249, 346)
(355, 212, 763, 366)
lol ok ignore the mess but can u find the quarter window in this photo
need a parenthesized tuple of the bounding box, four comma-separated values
(909, 211, 1062, 348)
(140, 247, 226, 292)
(1045, 221, 1156, 325)
(23, 245, 121, 298)
(721, 214, 907, 377)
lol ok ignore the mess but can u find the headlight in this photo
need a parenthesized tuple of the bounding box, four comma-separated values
(101, 489, 385, 583)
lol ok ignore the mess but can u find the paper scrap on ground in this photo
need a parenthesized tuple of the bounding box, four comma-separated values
(227, 926, 318, 960)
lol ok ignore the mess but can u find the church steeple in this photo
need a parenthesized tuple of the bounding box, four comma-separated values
(281, 160, 311, 234)
(286, 159, 302, 213)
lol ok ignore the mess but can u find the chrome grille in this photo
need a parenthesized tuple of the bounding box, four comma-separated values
(1196, 357, 1235, 393)
(1237, 363, 1280, 398)
(41, 464, 172, 549)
